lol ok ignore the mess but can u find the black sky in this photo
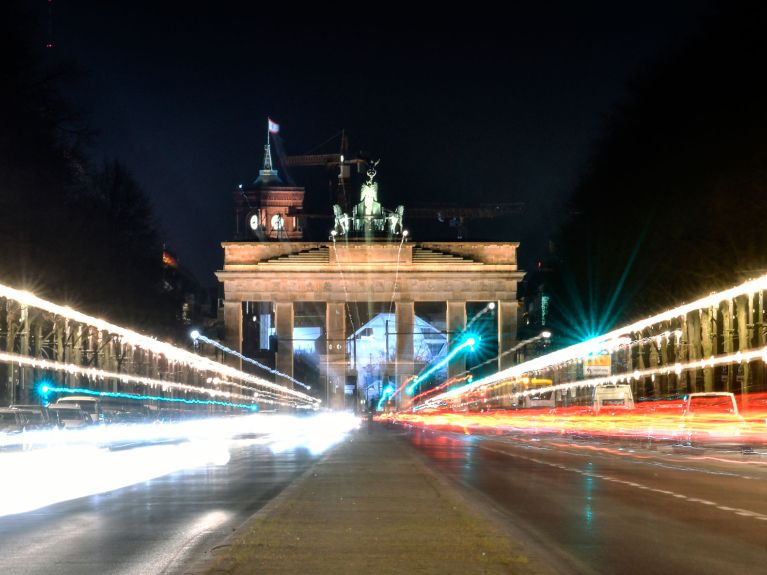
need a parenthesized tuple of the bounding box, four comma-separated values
(30, 1, 711, 284)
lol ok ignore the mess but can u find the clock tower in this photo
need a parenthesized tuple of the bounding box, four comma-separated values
(234, 133, 305, 240)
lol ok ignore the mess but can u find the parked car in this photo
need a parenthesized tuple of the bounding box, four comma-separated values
(9, 404, 53, 430)
(47, 405, 92, 429)
(106, 410, 148, 425)
(0, 408, 29, 434)
(51, 396, 103, 423)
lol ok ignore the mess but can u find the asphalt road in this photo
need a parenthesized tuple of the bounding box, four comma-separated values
(406, 428, 767, 574)
(0, 441, 315, 575)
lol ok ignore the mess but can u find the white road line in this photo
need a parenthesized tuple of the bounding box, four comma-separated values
(480, 444, 767, 523)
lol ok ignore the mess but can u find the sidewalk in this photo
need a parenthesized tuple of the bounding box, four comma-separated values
(200, 425, 548, 575)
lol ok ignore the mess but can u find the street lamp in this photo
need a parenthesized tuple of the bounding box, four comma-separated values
(510, 330, 553, 363)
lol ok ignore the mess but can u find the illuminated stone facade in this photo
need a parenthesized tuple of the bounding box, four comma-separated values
(217, 240, 524, 410)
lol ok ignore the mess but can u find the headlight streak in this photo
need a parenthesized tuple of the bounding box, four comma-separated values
(39, 384, 260, 410)
(427, 346, 767, 411)
(377, 384, 396, 411)
(405, 336, 476, 396)
(190, 332, 311, 390)
(266, 412, 360, 455)
(411, 373, 473, 404)
(382, 392, 767, 448)
(0, 351, 292, 408)
(0, 283, 319, 408)
(423, 272, 767, 407)
(0, 413, 358, 517)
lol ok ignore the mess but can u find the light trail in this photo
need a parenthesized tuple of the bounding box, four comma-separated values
(377, 384, 395, 411)
(191, 332, 311, 390)
(380, 395, 767, 448)
(0, 413, 359, 517)
(430, 346, 767, 410)
(0, 351, 297, 408)
(39, 384, 260, 411)
(330, 234, 357, 334)
(429, 272, 767, 403)
(411, 373, 473, 404)
(0, 283, 319, 407)
(405, 337, 476, 395)
(387, 230, 408, 317)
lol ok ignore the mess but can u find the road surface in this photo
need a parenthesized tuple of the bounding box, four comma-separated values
(0, 441, 314, 575)
(406, 427, 767, 574)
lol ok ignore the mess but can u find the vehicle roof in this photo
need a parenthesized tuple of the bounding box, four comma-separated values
(55, 396, 99, 402)
(47, 404, 86, 410)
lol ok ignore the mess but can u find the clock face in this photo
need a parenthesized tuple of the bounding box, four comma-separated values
(248, 213, 259, 231)
(271, 213, 285, 230)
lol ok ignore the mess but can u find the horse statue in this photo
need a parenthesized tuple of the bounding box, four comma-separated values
(333, 204, 350, 236)
(387, 205, 405, 235)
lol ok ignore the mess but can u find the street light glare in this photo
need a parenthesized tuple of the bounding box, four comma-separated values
(190, 330, 200, 340)
(541, 330, 552, 339)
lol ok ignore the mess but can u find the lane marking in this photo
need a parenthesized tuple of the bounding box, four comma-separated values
(479, 444, 767, 524)
(505, 437, 763, 481)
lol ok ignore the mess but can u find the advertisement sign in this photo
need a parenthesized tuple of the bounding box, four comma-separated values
(584, 354, 611, 377)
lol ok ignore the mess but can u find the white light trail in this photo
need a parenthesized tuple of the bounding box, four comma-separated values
(0, 283, 319, 407)
(428, 272, 767, 403)
(428, 346, 767, 409)
(0, 351, 296, 408)
(191, 333, 311, 390)
(0, 413, 359, 517)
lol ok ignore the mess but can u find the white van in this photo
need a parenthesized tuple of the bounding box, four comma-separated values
(592, 384, 635, 413)
(52, 396, 103, 423)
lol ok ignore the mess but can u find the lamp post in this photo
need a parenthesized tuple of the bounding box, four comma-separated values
(510, 330, 552, 364)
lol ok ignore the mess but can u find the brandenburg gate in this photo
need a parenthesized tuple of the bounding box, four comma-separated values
(217, 149, 523, 409)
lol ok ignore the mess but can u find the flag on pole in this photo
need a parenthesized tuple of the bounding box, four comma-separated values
(268, 117, 280, 134)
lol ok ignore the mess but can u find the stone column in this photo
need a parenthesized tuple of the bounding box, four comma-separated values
(446, 301, 467, 378)
(274, 302, 294, 385)
(326, 302, 346, 410)
(223, 301, 243, 369)
(395, 301, 415, 408)
(497, 301, 518, 371)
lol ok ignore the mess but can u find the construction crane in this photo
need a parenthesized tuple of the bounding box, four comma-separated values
(281, 130, 365, 212)
(281, 131, 524, 237)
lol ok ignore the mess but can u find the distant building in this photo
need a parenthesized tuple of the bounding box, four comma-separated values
(233, 142, 304, 240)
(162, 248, 217, 327)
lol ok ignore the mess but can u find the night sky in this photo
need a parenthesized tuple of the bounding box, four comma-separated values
(30, 1, 711, 285)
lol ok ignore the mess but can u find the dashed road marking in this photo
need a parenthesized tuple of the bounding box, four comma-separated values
(480, 444, 767, 523)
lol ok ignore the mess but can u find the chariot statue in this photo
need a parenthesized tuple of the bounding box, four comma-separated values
(330, 160, 405, 237)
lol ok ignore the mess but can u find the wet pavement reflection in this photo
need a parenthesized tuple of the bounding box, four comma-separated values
(0, 442, 315, 575)
(406, 427, 767, 575)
